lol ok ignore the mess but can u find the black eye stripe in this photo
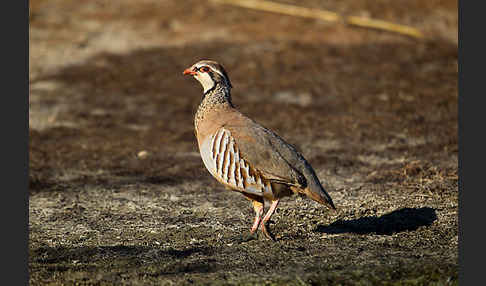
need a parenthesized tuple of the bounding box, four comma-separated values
(196, 66, 211, 72)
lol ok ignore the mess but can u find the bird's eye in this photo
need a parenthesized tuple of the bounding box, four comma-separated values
(200, 66, 210, 72)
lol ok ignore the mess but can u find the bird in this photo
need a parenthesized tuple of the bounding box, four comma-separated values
(183, 60, 336, 240)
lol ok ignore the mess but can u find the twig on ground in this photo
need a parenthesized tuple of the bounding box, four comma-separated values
(212, 0, 424, 39)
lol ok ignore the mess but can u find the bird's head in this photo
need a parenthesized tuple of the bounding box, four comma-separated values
(183, 60, 232, 94)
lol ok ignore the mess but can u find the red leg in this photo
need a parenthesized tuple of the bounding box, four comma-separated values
(260, 199, 280, 240)
(250, 200, 264, 234)
(242, 193, 265, 235)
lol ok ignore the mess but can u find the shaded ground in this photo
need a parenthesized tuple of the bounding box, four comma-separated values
(29, 0, 458, 285)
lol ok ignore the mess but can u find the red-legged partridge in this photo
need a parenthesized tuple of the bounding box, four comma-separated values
(183, 60, 336, 240)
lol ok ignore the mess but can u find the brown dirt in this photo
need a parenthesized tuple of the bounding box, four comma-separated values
(29, 0, 458, 285)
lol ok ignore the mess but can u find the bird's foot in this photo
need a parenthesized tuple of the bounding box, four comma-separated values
(260, 223, 276, 241)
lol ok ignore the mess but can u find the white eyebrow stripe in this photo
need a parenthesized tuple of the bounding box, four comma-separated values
(194, 64, 224, 77)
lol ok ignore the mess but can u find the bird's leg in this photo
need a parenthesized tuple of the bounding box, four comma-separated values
(260, 199, 280, 240)
(234, 193, 264, 243)
(250, 199, 264, 234)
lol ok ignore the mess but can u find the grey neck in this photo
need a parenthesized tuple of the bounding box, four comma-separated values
(201, 83, 233, 107)
(195, 83, 233, 130)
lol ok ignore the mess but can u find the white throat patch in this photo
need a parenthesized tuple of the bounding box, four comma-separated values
(195, 72, 215, 93)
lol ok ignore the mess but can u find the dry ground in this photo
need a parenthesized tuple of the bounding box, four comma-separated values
(29, 0, 458, 285)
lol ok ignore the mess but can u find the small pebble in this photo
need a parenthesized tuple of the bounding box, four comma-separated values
(137, 150, 149, 158)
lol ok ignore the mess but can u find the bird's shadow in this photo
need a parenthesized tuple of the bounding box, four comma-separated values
(316, 207, 437, 235)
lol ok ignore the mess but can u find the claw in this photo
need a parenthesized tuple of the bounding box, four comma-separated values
(260, 222, 276, 241)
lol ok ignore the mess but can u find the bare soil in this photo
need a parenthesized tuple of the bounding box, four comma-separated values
(29, 0, 458, 285)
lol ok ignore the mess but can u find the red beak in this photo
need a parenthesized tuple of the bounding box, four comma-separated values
(183, 68, 197, 75)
